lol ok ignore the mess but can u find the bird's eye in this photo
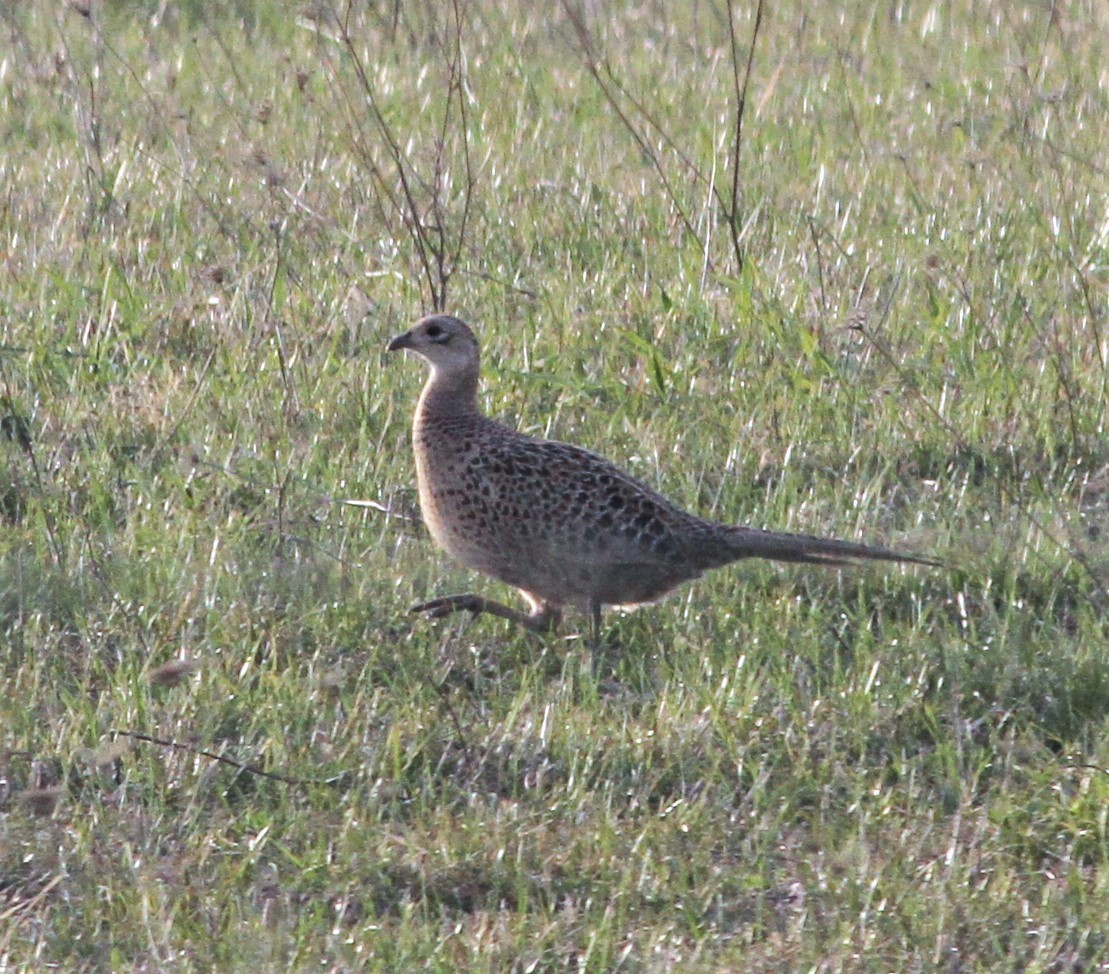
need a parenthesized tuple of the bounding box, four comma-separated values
(426, 322, 443, 340)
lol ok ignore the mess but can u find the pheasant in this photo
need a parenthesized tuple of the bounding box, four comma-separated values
(388, 314, 937, 639)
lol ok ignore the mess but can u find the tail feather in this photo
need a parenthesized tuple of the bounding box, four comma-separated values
(694, 524, 941, 571)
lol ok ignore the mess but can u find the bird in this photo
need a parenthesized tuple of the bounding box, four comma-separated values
(387, 314, 938, 640)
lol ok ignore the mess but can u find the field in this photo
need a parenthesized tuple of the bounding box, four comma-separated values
(1, 1, 1107, 970)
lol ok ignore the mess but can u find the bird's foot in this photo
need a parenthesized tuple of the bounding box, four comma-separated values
(410, 594, 487, 620)
(409, 594, 559, 634)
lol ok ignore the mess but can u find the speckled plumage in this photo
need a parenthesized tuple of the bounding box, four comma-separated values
(388, 314, 936, 637)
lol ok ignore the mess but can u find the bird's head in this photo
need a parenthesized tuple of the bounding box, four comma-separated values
(387, 315, 480, 379)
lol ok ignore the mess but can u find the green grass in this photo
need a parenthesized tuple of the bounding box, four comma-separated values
(2, 1, 1107, 970)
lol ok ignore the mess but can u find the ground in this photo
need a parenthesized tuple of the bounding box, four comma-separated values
(1, 2, 1107, 971)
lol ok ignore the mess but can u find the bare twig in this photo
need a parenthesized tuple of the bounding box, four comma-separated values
(433, 681, 470, 747)
(561, 0, 765, 273)
(561, 2, 704, 253)
(148, 348, 217, 466)
(113, 729, 341, 788)
(807, 216, 829, 314)
(0, 874, 66, 923)
(318, 0, 476, 311)
(446, 0, 476, 300)
(0, 390, 65, 568)
(723, 0, 766, 271)
(335, 16, 440, 304)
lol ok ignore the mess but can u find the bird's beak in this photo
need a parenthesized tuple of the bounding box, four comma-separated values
(387, 330, 414, 353)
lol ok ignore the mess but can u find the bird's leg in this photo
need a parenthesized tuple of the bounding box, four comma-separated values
(409, 594, 561, 633)
(589, 600, 603, 649)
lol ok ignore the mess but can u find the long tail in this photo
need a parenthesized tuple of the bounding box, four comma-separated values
(692, 523, 941, 571)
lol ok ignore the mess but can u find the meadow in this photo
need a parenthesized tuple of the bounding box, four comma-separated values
(1, 1, 1107, 970)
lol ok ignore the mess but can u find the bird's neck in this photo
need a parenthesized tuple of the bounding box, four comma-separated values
(415, 365, 481, 424)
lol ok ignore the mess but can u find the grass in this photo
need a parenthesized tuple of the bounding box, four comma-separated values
(1, 0, 1107, 970)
